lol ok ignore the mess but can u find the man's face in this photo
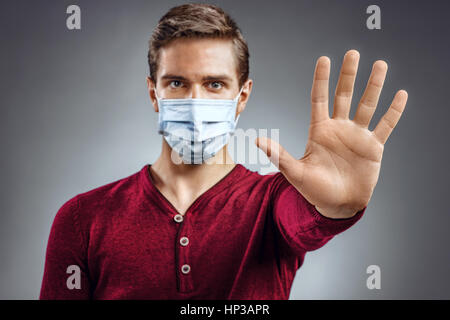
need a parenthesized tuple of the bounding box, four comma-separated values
(147, 37, 252, 116)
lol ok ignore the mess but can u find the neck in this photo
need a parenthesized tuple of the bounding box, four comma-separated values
(150, 138, 236, 196)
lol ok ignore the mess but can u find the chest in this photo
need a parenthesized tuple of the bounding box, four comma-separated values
(88, 192, 275, 297)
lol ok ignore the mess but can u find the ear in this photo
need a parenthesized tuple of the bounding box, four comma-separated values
(146, 76, 159, 113)
(236, 79, 253, 116)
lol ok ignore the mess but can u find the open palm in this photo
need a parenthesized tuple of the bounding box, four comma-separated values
(256, 50, 408, 218)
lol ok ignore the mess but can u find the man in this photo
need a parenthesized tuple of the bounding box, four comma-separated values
(40, 3, 407, 299)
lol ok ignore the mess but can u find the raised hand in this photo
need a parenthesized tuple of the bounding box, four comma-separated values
(256, 50, 408, 219)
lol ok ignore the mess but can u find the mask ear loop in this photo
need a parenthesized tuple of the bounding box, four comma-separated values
(233, 86, 244, 125)
(153, 87, 161, 100)
(234, 86, 244, 101)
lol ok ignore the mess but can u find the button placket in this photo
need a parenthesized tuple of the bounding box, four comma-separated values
(175, 212, 194, 293)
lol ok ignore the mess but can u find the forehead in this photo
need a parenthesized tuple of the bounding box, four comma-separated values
(158, 37, 238, 81)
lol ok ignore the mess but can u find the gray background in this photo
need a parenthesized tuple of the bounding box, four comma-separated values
(1, 0, 449, 299)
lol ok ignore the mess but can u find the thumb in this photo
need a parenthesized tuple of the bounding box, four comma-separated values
(255, 136, 297, 173)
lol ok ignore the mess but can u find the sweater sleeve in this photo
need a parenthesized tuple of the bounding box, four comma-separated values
(39, 195, 91, 299)
(271, 173, 365, 256)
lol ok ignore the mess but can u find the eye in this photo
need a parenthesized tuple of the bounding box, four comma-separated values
(169, 80, 183, 88)
(209, 81, 223, 90)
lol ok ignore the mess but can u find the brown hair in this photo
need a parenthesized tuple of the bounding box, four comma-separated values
(148, 3, 249, 87)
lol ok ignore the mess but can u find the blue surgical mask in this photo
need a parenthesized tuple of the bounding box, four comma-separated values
(155, 87, 243, 164)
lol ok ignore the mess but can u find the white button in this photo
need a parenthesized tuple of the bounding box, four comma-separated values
(180, 236, 189, 246)
(174, 214, 183, 223)
(181, 264, 191, 274)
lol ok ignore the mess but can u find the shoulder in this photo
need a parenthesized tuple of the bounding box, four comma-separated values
(231, 164, 286, 194)
(79, 168, 142, 203)
(60, 165, 147, 222)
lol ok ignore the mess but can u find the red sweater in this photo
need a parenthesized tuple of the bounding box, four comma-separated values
(39, 164, 365, 299)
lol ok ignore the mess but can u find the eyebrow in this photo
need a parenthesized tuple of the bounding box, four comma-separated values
(160, 74, 233, 82)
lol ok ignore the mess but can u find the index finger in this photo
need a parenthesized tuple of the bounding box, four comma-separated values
(373, 90, 408, 144)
